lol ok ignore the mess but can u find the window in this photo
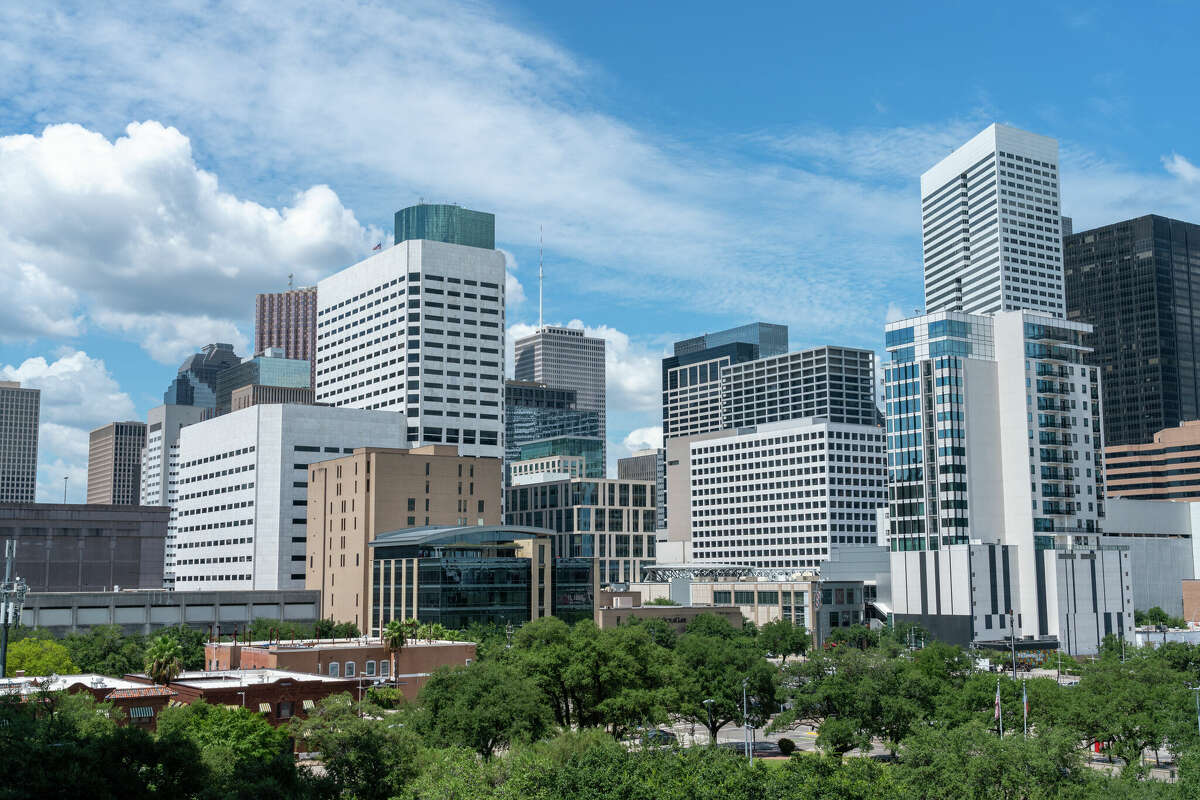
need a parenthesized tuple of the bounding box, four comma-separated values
(328, 662, 339, 677)
(734, 590, 755, 604)
(713, 590, 732, 604)
(344, 661, 356, 677)
(365, 660, 376, 676)
(277, 701, 294, 720)
(379, 661, 390, 677)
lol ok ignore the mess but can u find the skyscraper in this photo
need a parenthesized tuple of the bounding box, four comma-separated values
(394, 203, 496, 250)
(86, 421, 147, 505)
(883, 309, 1127, 654)
(513, 326, 607, 448)
(163, 343, 241, 409)
(1064, 215, 1200, 446)
(256, 286, 317, 389)
(315, 206, 506, 460)
(141, 404, 208, 587)
(661, 323, 787, 441)
(213, 348, 311, 415)
(921, 124, 1064, 316)
(504, 381, 601, 481)
(0, 381, 39, 503)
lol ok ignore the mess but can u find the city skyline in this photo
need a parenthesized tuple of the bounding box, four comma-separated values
(4, 3, 1200, 500)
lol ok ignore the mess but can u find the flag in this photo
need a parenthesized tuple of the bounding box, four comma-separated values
(372, 242, 382, 251)
(1023, 682, 1029, 717)
(994, 679, 1001, 720)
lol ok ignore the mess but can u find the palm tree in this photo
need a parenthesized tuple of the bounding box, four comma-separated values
(145, 635, 184, 686)
(403, 617, 419, 645)
(382, 619, 406, 687)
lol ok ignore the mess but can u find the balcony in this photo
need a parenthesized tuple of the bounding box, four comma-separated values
(1038, 415, 1071, 430)
(1038, 432, 1071, 446)
(1041, 487, 1076, 499)
(1039, 450, 1074, 464)
(1036, 398, 1071, 412)
(1042, 501, 1074, 516)
(1036, 364, 1069, 378)
(1035, 380, 1070, 396)
(1041, 468, 1071, 482)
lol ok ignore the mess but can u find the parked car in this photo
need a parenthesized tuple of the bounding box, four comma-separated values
(641, 729, 678, 747)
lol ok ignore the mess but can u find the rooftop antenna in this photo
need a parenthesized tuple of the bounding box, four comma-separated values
(288, 273, 294, 291)
(538, 225, 544, 331)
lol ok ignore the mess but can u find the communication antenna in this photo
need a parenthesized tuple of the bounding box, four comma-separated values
(538, 226, 544, 331)
(288, 273, 294, 291)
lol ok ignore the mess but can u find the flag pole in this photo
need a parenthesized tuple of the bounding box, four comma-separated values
(995, 676, 1003, 737)
(1022, 679, 1028, 739)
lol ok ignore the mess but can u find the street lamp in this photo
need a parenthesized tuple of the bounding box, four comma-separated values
(742, 677, 753, 765)
(702, 698, 715, 746)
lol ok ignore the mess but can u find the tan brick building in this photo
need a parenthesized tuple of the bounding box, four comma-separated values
(305, 446, 501, 629)
(1107, 420, 1200, 501)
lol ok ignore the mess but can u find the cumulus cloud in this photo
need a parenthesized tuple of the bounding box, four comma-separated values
(0, 350, 134, 502)
(1163, 153, 1200, 184)
(622, 427, 663, 453)
(0, 121, 381, 362)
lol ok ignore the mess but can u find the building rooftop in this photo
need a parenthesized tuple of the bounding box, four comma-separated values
(211, 637, 474, 652)
(153, 668, 355, 689)
(0, 673, 150, 696)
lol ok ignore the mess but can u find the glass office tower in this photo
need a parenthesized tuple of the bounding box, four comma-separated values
(394, 203, 496, 250)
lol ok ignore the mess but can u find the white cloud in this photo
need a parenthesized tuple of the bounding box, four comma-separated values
(0, 121, 381, 361)
(0, 350, 135, 502)
(622, 427, 663, 453)
(1163, 153, 1200, 184)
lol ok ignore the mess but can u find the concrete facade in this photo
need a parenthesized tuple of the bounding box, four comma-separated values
(305, 446, 502, 629)
(172, 405, 410, 592)
(1, 503, 168, 592)
(140, 404, 208, 587)
(231, 384, 317, 411)
(1106, 420, 1200, 500)
(315, 238, 506, 460)
(19, 588, 320, 635)
(513, 326, 607, 456)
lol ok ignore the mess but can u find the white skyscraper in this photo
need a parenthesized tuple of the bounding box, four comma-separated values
(171, 404, 408, 592)
(883, 310, 1130, 654)
(921, 124, 1064, 317)
(141, 404, 207, 587)
(315, 237, 506, 460)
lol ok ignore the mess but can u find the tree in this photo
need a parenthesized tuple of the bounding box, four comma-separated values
(645, 597, 679, 606)
(675, 622, 777, 744)
(383, 618, 406, 685)
(291, 692, 418, 800)
(61, 625, 144, 676)
(758, 618, 809, 664)
(509, 616, 576, 728)
(145, 634, 184, 685)
(160, 625, 208, 670)
(771, 648, 883, 759)
(5, 637, 77, 677)
(418, 660, 553, 758)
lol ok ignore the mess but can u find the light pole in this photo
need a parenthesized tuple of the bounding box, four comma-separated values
(1009, 610, 1018, 681)
(63, 476, 68, 504)
(703, 698, 715, 746)
(1189, 686, 1200, 740)
(742, 677, 752, 765)
(0, 541, 27, 680)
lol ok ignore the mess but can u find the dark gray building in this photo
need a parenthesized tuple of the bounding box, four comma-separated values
(163, 343, 241, 409)
(1, 503, 169, 592)
(1065, 215, 1200, 446)
(617, 448, 666, 533)
(721, 345, 879, 428)
(0, 381, 39, 503)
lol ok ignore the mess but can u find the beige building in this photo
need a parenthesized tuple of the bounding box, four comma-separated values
(509, 454, 587, 485)
(86, 422, 147, 505)
(306, 446, 502, 629)
(1107, 420, 1200, 501)
(230, 384, 316, 411)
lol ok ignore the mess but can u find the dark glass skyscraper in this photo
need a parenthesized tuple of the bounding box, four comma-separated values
(1064, 215, 1200, 446)
(503, 381, 601, 482)
(394, 203, 495, 250)
(163, 343, 241, 409)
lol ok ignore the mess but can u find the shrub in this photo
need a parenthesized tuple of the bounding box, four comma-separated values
(778, 737, 796, 756)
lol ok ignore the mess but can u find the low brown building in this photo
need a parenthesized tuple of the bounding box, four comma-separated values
(306, 446, 502, 630)
(128, 669, 359, 727)
(1107, 420, 1200, 501)
(0, 674, 176, 730)
(204, 637, 476, 701)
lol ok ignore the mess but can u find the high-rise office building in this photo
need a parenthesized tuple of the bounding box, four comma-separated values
(394, 203, 496, 250)
(86, 421, 147, 505)
(315, 207, 506, 460)
(0, 381, 39, 503)
(721, 346, 879, 428)
(1105, 420, 1200, 501)
(164, 343, 241, 409)
(921, 124, 1064, 317)
(517, 436, 604, 478)
(214, 348, 311, 415)
(255, 287, 317, 389)
(172, 404, 410, 592)
(141, 404, 208, 587)
(883, 310, 1129, 654)
(504, 381, 601, 481)
(618, 448, 665, 532)
(662, 323, 788, 441)
(513, 326, 607, 451)
(666, 419, 887, 569)
(1064, 215, 1200, 446)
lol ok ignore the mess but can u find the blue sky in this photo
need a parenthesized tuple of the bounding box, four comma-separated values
(2, 1, 1199, 500)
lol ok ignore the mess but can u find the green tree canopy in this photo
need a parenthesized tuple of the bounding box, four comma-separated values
(5, 637, 77, 677)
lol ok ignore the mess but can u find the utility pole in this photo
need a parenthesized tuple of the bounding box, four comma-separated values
(0, 541, 27, 679)
(1190, 686, 1200, 740)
